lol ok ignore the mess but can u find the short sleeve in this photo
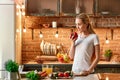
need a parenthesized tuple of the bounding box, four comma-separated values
(94, 34, 99, 45)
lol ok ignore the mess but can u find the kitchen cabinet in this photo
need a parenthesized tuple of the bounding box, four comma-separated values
(25, 0, 94, 16)
(25, 0, 59, 16)
(60, 0, 94, 16)
(92, 0, 120, 28)
(95, 64, 120, 73)
(25, 0, 120, 17)
(94, 0, 120, 16)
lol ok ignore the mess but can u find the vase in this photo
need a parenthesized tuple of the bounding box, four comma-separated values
(7, 72, 20, 80)
(105, 56, 111, 61)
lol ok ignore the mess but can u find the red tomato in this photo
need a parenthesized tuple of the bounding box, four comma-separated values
(64, 72, 69, 77)
(58, 72, 64, 77)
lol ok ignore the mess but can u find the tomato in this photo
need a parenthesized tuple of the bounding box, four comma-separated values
(64, 72, 69, 77)
(58, 72, 64, 77)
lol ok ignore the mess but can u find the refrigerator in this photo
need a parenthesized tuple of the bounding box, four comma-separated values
(0, 0, 15, 78)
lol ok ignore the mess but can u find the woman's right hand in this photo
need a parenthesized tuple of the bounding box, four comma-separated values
(70, 32, 78, 41)
(71, 37, 78, 42)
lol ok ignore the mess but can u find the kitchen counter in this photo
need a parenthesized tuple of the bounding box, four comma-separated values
(25, 60, 120, 65)
(21, 73, 120, 80)
(21, 74, 99, 80)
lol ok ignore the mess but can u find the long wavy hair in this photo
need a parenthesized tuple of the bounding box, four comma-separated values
(76, 13, 95, 34)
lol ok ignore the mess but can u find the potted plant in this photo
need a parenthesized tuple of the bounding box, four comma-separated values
(104, 49, 112, 61)
(5, 59, 20, 80)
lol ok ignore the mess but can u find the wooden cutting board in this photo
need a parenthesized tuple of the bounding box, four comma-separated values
(40, 56, 58, 61)
(97, 73, 120, 80)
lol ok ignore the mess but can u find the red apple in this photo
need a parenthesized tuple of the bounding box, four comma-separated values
(70, 32, 78, 39)
(58, 57, 64, 63)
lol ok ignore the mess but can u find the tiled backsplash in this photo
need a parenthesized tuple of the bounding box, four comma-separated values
(21, 16, 120, 64)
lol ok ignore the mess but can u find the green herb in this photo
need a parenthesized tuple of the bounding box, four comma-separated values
(26, 71, 40, 80)
(5, 60, 19, 72)
(104, 49, 112, 57)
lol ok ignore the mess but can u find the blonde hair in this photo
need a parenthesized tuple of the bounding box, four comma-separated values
(76, 13, 95, 34)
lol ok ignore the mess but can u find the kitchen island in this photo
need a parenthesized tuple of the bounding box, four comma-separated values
(21, 73, 120, 80)
(21, 74, 99, 80)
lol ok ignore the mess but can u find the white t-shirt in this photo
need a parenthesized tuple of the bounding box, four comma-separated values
(72, 34, 99, 74)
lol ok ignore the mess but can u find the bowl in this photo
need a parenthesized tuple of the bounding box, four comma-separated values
(42, 24, 50, 28)
(101, 11, 110, 15)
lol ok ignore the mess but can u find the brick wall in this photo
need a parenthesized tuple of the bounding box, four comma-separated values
(21, 16, 120, 64)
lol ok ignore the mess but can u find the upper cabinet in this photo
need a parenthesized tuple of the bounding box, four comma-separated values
(94, 0, 120, 16)
(25, 0, 120, 17)
(25, 0, 59, 16)
(25, 0, 94, 16)
(60, 0, 93, 16)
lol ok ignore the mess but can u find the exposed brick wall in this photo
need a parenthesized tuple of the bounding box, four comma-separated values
(22, 16, 120, 64)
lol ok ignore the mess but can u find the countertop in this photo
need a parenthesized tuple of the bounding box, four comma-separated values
(21, 74, 99, 80)
(21, 73, 120, 80)
(25, 61, 120, 65)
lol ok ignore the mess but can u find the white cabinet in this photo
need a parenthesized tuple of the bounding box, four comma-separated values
(0, 4, 15, 69)
(0, 0, 14, 4)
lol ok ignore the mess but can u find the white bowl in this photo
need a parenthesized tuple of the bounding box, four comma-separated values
(101, 11, 109, 15)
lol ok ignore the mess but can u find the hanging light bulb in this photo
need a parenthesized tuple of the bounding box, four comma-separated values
(16, 12, 19, 15)
(16, 29, 20, 32)
(21, 4, 25, 9)
(23, 27, 26, 32)
(39, 31, 43, 38)
(105, 31, 109, 44)
(55, 30, 58, 38)
(105, 38, 109, 44)
(22, 12, 25, 16)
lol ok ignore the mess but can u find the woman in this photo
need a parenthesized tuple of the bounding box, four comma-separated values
(69, 13, 100, 76)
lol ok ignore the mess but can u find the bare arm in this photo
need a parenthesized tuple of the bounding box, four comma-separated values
(69, 41, 75, 60)
(88, 44, 100, 72)
(69, 36, 78, 60)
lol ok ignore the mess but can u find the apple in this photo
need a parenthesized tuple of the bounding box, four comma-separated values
(70, 32, 78, 39)
(58, 72, 64, 77)
(64, 72, 69, 77)
(58, 57, 64, 63)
